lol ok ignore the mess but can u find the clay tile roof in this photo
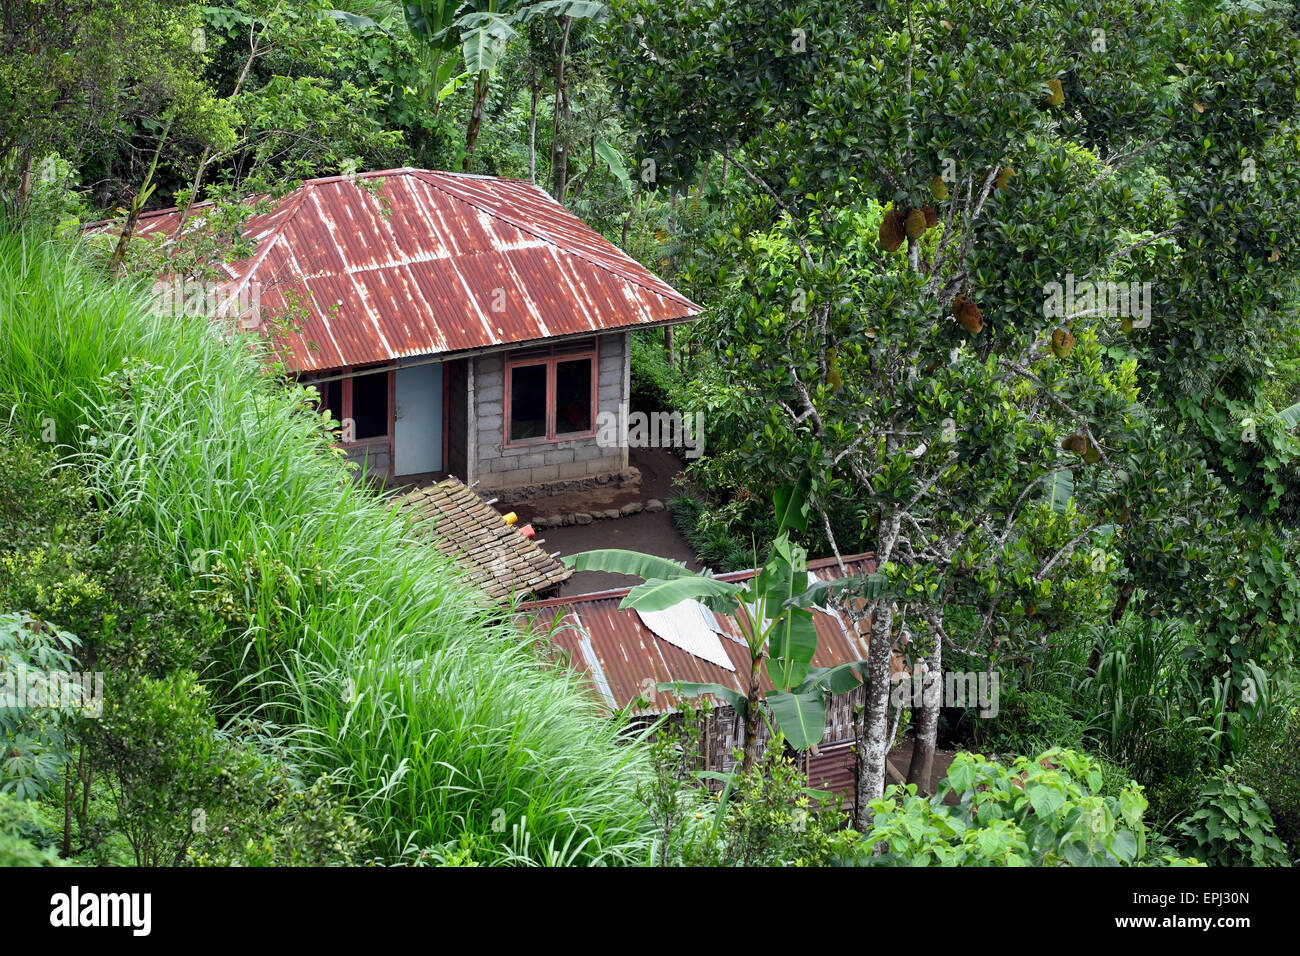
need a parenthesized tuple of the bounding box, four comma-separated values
(398, 477, 571, 602)
(105, 167, 702, 373)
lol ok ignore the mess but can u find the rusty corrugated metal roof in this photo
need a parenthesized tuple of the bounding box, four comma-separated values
(398, 477, 571, 601)
(119, 168, 702, 372)
(516, 554, 906, 717)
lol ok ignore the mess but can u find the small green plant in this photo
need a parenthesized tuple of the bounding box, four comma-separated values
(1235, 701, 1300, 858)
(0, 790, 65, 867)
(0, 612, 84, 800)
(859, 749, 1201, 866)
(1178, 767, 1290, 867)
(687, 736, 859, 867)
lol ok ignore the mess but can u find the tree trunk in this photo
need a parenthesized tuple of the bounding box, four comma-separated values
(463, 71, 490, 171)
(528, 76, 538, 184)
(549, 17, 573, 201)
(741, 658, 763, 774)
(907, 615, 943, 794)
(1086, 582, 1133, 674)
(856, 598, 896, 823)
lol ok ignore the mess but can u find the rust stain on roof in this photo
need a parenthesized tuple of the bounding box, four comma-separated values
(399, 477, 571, 602)
(516, 554, 906, 717)
(119, 168, 702, 372)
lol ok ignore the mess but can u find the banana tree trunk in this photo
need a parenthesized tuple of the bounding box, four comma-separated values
(741, 656, 762, 774)
(463, 70, 490, 170)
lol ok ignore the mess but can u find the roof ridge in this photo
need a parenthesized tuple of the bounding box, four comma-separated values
(517, 552, 876, 611)
(411, 170, 700, 312)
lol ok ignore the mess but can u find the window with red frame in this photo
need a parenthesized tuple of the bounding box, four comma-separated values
(506, 341, 596, 444)
(308, 366, 391, 441)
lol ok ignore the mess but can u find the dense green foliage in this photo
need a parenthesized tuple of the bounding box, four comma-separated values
(0, 231, 650, 864)
(3, 0, 1299, 868)
(860, 749, 1199, 866)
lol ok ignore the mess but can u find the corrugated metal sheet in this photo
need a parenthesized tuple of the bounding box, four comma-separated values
(119, 168, 702, 373)
(517, 554, 908, 717)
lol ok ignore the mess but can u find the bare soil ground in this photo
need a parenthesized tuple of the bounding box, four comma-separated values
(507, 447, 700, 593)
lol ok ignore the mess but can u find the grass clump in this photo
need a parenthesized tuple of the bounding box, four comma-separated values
(0, 230, 650, 864)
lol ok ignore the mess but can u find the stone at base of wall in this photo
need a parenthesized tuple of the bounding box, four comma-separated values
(489, 467, 640, 505)
(534, 498, 665, 529)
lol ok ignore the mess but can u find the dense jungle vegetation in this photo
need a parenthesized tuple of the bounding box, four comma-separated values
(1, 0, 1299, 867)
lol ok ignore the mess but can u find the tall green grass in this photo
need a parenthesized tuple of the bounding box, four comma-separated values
(0, 231, 650, 863)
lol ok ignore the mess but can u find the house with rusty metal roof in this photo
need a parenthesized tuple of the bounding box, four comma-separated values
(122, 167, 703, 491)
(515, 553, 907, 801)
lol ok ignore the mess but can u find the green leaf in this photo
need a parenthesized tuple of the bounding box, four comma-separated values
(773, 473, 811, 533)
(796, 661, 866, 695)
(1045, 467, 1074, 513)
(593, 138, 631, 191)
(765, 606, 818, 688)
(657, 680, 747, 719)
(563, 548, 695, 579)
(766, 690, 825, 750)
(620, 576, 742, 613)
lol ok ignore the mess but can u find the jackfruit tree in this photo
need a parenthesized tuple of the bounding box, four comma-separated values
(604, 0, 1300, 815)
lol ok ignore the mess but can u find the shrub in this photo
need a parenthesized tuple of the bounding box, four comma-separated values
(0, 612, 83, 800)
(1179, 767, 1291, 866)
(1235, 702, 1300, 858)
(859, 749, 1200, 866)
(971, 686, 1088, 756)
(0, 791, 64, 867)
(92, 670, 226, 866)
(0, 434, 220, 683)
(188, 749, 371, 868)
(685, 740, 859, 867)
(629, 329, 687, 412)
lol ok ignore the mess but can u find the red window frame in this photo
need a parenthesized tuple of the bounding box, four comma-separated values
(504, 343, 598, 446)
(308, 367, 394, 444)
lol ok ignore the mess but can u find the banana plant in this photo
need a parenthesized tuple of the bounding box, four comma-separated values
(430, 1, 607, 168)
(563, 478, 879, 772)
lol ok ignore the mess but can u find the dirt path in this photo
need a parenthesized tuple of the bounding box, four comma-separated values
(538, 509, 702, 592)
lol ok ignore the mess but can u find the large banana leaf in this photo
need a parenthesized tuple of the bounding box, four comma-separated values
(1045, 466, 1074, 513)
(765, 605, 817, 689)
(773, 473, 811, 533)
(797, 660, 867, 695)
(404, 0, 459, 48)
(457, 12, 516, 74)
(562, 548, 696, 580)
(656, 680, 747, 718)
(766, 690, 826, 750)
(620, 576, 741, 613)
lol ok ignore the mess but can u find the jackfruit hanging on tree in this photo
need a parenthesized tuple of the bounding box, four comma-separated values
(952, 295, 983, 334)
(1051, 327, 1075, 358)
(1061, 433, 1101, 463)
(826, 348, 843, 391)
(879, 208, 906, 251)
(930, 175, 950, 201)
(905, 208, 927, 239)
(1045, 77, 1064, 107)
(922, 204, 939, 229)
(994, 166, 1015, 191)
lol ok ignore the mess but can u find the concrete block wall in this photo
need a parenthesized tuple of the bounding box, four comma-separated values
(343, 439, 391, 481)
(473, 332, 628, 490)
